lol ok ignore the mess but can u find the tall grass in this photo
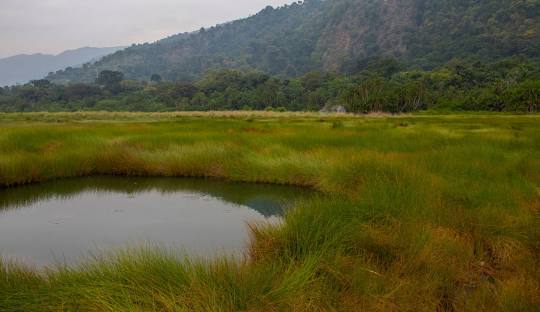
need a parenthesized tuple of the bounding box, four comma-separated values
(0, 112, 539, 311)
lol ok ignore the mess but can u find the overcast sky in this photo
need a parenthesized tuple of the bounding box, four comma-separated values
(0, 0, 292, 58)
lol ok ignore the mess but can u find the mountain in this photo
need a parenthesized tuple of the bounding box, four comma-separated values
(46, 0, 540, 84)
(0, 47, 125, 86)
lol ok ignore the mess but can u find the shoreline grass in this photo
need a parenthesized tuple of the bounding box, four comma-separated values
(0, 113, 539, 311)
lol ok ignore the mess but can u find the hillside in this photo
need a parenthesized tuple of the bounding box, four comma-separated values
(0, 47, 124, 86)
(45, 0, 540, 84)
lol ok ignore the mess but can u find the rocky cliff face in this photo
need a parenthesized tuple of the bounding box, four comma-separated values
(315, 0, 416, 71)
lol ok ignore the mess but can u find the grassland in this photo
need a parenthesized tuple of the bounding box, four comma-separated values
(0, 112, 539, 311)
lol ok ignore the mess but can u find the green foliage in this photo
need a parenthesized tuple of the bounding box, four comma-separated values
(96, 70, 124, 94)
(150, 74, 162, 83)
(2, 59, 539, 113)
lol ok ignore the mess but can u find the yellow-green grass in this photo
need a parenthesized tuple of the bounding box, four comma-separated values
(0, 112, 539, 311)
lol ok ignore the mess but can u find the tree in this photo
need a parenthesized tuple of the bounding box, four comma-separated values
(64, 84, 102, 101)
(512, 80, 540, 112)
(522, 80, 540, 112)
(18, 86, 42, 102)
(396, 80, 427, 112)
(345, 77, 385, 113)
(96, 70, 124, 93)
(150, 74, 162, 83)
(31, 79, 51, 89)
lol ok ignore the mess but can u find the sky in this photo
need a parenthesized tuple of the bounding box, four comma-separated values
(0, 0, 292, 58)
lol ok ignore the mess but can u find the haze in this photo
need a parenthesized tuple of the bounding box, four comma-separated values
(0, 0, 291, 58)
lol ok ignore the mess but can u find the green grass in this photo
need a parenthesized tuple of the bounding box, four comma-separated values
(0, 112, 539, 311)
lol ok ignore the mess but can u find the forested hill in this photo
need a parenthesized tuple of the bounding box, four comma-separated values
(46, 0, 540, 83)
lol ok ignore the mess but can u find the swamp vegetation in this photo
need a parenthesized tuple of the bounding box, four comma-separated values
(0, 112, 539, 311)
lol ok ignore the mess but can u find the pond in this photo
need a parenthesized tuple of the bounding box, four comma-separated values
(0, 177, 312, 266)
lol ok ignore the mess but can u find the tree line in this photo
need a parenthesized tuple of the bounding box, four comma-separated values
(1, 58, 539, 113)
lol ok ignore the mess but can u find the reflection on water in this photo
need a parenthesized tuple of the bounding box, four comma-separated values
(0, 177, 312, 266)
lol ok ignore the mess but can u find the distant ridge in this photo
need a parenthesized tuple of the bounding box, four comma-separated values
(0, 46, 125, 86)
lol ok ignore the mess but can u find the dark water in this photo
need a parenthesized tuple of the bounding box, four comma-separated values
(0, 177, 311, 266)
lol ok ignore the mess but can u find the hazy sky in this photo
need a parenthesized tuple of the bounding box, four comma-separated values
(0, 0, 292, 58)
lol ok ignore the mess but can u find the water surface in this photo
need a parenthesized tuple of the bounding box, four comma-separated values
(0, 177, 311, 266)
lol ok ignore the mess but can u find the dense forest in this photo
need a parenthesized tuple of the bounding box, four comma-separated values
(2, 58, 539, 113)
(45, 0, 540, 83)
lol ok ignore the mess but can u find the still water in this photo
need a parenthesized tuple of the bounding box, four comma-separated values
(0, 177, 311, 266)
